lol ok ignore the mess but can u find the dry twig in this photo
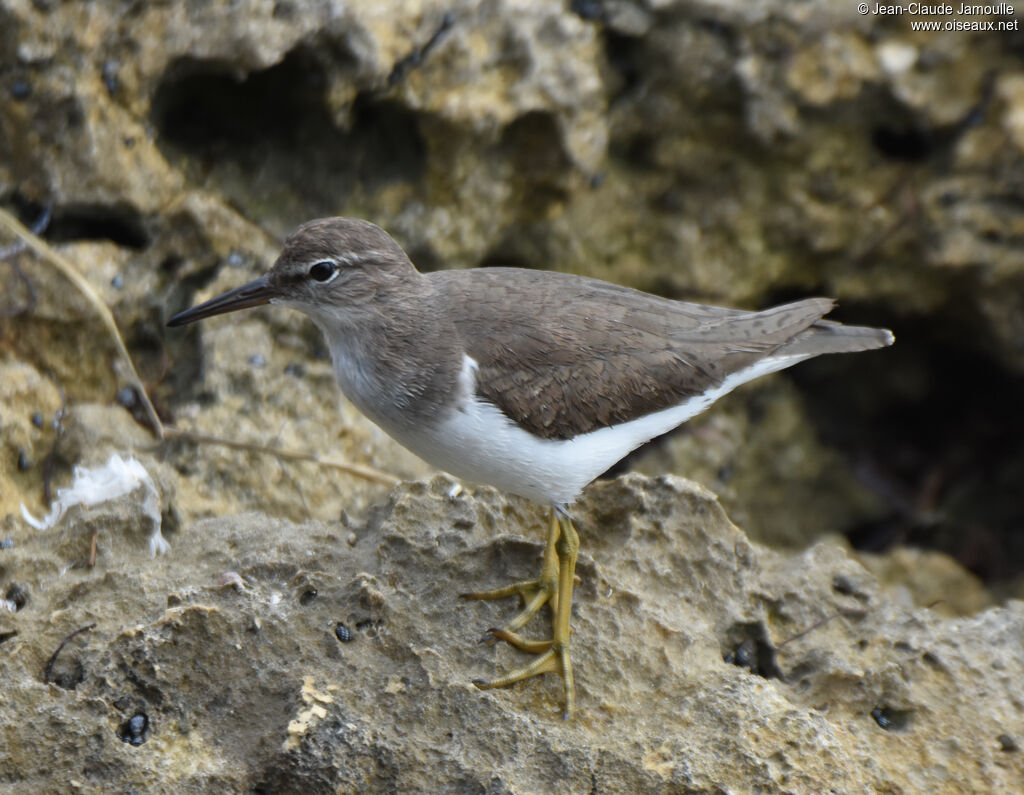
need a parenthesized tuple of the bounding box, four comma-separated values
(43, 622, 97, 684)
(0, 206, 164, 439)
(162, 426, 399, 487)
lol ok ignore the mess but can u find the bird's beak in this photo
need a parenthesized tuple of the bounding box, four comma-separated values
(167, 275, 277, 327)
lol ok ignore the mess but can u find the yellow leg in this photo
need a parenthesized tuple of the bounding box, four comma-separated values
(461, 510, 560, 637)
(468, 509, 580, 720)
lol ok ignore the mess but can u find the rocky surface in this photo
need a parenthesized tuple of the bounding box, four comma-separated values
(2, 472, 1022, 793)
(2, 0, 1024, 791)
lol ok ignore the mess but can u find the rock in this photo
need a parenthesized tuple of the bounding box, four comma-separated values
(0, 359, 64, 520)
(1, 474, 1022, 791)
(2, 0, 1023, 787)
(858, 545, 993, 618)
(57, 402, 154, 464)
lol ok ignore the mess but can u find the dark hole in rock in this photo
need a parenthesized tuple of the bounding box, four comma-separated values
(151, 52, 320, 151)
(615, 132, 658, 171)
(500, 111, 572, 184)
(272, 0, 297, 20)
(50, 656, 85, 690)
(831, 574, 869, 601)
(478, 223, 558, 271)
(299, 588, 318, 605)
(997, 733, 1018, 752)
(871, 125, 935, 163)
(696, 17, 737, 40)
(478, 245, 534, 271)
(603, 30, 644, 99)
(787, 303, 1024, 585)
(405, 244, 441, 273)
(869, 83, 989, 164)
(159, 253, 185, 275)
(722, 623, 783, 680)
(124, 667, 165, 707)
(871, 706, 912, 732)
(163, 259, 239, 403)
(150, 48, 426, 216)
(42, 202, 150, 249)
(921, 651, 943, 670)
(5, 582, 28, 611)
(354, 618, 383, 638)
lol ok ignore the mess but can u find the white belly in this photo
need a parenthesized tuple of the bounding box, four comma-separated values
(358, 353, 811, 506)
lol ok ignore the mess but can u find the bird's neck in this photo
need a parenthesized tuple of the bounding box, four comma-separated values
(314, 279, 464, 430)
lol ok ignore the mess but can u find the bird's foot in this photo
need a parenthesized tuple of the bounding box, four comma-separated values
(473, 641, 574, 720)
(460, 510, 561, 640)
(460, 575, 558, 642)
(465, 509, 580, 720)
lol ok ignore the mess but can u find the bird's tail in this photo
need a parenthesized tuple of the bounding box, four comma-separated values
(775, 318, 894, 357)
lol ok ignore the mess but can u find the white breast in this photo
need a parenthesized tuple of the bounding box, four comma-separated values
(367, 353, 812, 506)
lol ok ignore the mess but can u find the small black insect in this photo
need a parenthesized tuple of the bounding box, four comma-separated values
(11, 79, 31, 100)
(335, 623, 354, 643)
(101, 60, 119, 95)
(871, 706, 911, 731)
(115, 386, 138, 409)
(118, 712, 149, 746)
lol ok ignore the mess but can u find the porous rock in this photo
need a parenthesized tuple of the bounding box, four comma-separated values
(0, 473, 1020, 792)
(1, 0, 1022, 787)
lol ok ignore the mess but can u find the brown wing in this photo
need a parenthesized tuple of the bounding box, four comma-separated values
(428, 268, 834, 440)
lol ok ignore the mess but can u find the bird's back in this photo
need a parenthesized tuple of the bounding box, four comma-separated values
(427, 267, 890, 441)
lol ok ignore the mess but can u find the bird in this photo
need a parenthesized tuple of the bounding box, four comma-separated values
(168, 216, 894, 719)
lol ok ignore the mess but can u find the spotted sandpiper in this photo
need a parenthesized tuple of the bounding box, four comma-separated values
(168, 217, 894, 718)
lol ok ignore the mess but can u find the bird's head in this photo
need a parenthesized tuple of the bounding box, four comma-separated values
(167, 217, 418, 330)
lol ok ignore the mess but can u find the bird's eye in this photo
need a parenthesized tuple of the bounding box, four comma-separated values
(308, 260, 337, 283)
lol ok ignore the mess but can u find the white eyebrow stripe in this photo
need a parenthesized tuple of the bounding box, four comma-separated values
(337, 249, 389, 267)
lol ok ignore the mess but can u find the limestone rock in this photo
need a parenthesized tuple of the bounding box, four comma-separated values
(0, 473, 1021, 792)
(1, 1, 1022, 787)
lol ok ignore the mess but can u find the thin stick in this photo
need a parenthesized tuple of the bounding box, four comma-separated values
(162, 426, 400, 487)
(0, 207, 164, 439)
(776, 608, 868, 650)
(44, 622, 97, 684)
